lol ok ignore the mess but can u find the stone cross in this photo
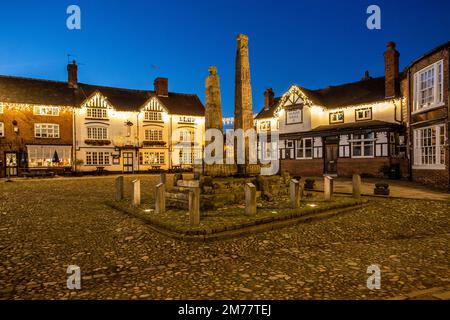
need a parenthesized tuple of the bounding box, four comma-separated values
(189, 187, 200, 226)
(159, 172, 166, 185)
(115, 176, 124, 201)
(132, 179, 141, 206)
(352, 174, 361, 198)
(324, 176, 334, 201)
(155, 183, 165, 214)
(205, 66, 224, 132)
(290, 179, 302, 209)
(244, 182, 257, 215)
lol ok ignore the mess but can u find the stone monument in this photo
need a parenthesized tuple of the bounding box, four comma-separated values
(234, 34, 260, 176)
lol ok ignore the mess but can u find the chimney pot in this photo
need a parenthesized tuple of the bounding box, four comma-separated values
(264, 88, 274, 110)
(384, 41, 400, 98)
(67, 60, 78, 89)
(154, 77, 168, 97)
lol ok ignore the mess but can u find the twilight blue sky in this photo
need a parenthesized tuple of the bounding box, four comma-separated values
(0, 0, 449, 116)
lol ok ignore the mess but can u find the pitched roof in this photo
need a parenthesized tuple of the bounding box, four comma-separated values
(0, 75, 75, 106)
(255, 76, 389, 117)
(311, 120, 402, 132)
(0, 75, 204, 116)
(254, 97, 281, 119)
(404, 41, 450, 71)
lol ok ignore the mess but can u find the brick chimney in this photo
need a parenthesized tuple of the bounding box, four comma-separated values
(384, 41, 400, 98)
(264, 88, 274, 110)
(67, 60, 78, 89)
(154, 77, 168, 97)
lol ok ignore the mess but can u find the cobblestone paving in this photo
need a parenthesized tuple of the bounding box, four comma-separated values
(0, 176, 449, 300)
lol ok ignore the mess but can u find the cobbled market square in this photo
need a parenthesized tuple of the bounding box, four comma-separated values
(1, 1, 449, 304)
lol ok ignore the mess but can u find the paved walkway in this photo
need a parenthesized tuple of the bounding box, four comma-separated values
(311, 177, 450, 201)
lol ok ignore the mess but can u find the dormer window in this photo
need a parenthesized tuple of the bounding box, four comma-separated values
(259, 120, 271, 131)
(143, 98, 164, 122)
(84, 93, 109, 119)
(329, 111, 344, 124)
(145, 111, 163, 121)
(355, 107, 372, 121)
(87, 108, 108, 119)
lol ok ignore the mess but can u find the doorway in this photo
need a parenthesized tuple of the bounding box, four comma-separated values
(324, 144, 338, 175)
(123, 152, 134, 173)
(5, 152, 18, 177)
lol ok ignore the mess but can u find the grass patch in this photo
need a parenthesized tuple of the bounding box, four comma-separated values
(107, 192, 367, 237)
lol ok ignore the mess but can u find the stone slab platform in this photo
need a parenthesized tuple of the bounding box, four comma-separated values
(106, 198, 367, 242)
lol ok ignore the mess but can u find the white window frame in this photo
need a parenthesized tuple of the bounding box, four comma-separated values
(145, 129, 163, 141)
(355, 107, 372, 121)
(87, 127, 108, 140)
(144, 111, 163, 121)
(413, 124, 446, 169)
(259, 120, 271, 131)
(330, 111, 344, 124)
(86, 108, 108, 119)
(0, 122, 4, 137)
(33, 105, 60, 116)
(140, 151, 165, 165)
(351, 133, 375, 158)
(85, 151, 111, 166)
(413, 60, 444, 113)
(295, 138, 313, 159)
(34, 123, 60, 139)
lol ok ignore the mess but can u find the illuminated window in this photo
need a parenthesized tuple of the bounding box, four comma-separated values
(413, 125, 446, 168)
(144, 111, 162, 121)
(329, 111, 344, 124)
(145, 129, 163, 141)
(351, 133, 374, 158)
(414, 60, 444, 111)
(35, 124, 60, 138)
(86, 108, 108, 119)
(355, 108, 372, 121)
(139, 152, 165, 165)
(86, 152, 110, 165)
(87, 127, 108, 140)
(295, 138, 313, 159)
(34, 106, 60, 116)
(0, 122, 4, 137)
(259, 120, 271, 131)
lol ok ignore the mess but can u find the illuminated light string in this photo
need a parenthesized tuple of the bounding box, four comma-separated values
(271, 84, 402, 118)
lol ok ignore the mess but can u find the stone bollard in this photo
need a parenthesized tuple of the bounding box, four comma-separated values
(160, 172, 166, 185)
(290, 179, 302, 208)
(155, 183, 166, 214)
(324, 176, 334, 201)
(115, 176, 124, 201)
(244, 183, 257, 215)
(352, 174, 361, 198)
(189, 187, 200, 226)
(132, 179, 141, 206)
